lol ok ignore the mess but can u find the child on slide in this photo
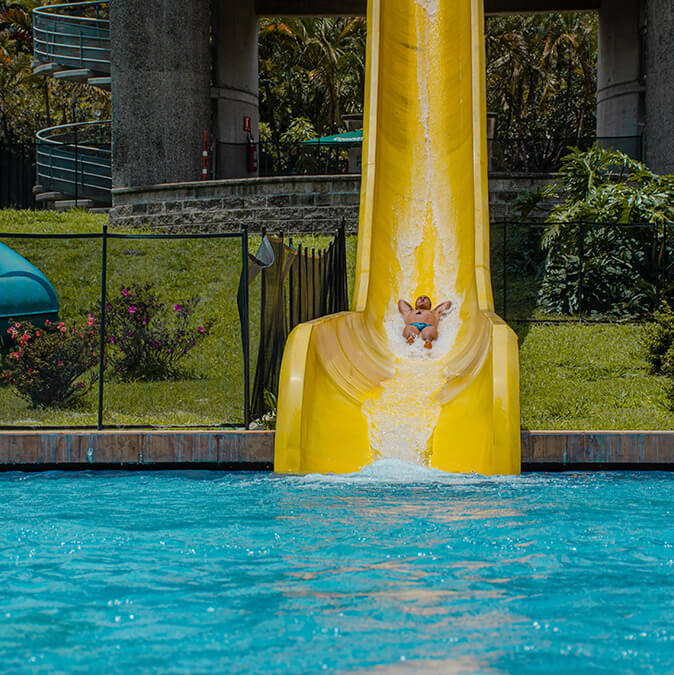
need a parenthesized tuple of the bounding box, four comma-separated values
(398, 295, 452, 349)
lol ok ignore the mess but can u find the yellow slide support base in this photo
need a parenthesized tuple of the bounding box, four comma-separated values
(274, 0, 520, 475)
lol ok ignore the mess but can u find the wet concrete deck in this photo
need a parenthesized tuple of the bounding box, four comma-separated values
(0, 430, 673, 470)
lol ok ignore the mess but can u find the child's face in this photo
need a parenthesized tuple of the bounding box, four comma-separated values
(415, 296, 431, 310)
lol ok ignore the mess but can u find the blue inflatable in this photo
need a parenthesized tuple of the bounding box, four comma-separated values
(0, 242, 59, 346)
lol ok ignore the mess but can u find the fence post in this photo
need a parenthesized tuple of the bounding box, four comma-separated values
(664, 222, 669, 306)
(259, 226, 266, 405)
(288, 236, 294, 329)
(242, 224, 251, 429)
(655, 224, 661, 310)
(96, 224, 108, 430)
(297, 243, 303, 321)
(311, 248, 316, 318)
(74, 126, 79, 206)
(502, 221, 507, 321)
(577, 224, 584, 316)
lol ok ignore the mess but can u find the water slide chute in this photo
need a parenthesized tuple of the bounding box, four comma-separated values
(275, 0, 520, 474)
(0, 242, 59, 345)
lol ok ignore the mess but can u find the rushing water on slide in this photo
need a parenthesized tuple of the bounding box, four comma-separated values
(1, 465, 674, 673)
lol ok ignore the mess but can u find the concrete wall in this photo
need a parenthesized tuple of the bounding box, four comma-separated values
(645, 0, 674, 174)
(111, 0, 211, 188)
(596, 0, 645, 140)
(255, 0, 602, 15)
(109, 174, 556, 232)
(212, 0, 260, 179)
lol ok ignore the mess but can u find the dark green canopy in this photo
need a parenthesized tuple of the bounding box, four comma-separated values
(300, 130, 363, 147)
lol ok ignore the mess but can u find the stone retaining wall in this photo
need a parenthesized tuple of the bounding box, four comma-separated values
(110, 173, 557, 233)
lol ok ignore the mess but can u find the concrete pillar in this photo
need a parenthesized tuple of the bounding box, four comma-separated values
(111, 0, 211, 188)
(596, 0, 645, 156)
(212, 0, 259, 179)
(645, 0, 674, 174)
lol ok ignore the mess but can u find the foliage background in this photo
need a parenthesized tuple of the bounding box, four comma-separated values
(2, 3, 596, 162)
(0, 1, 110, 145)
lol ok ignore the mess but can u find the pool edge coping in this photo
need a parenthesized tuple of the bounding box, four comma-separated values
(0, 430, 673, 470)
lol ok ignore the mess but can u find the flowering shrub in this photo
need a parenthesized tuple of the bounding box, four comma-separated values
(2, 317, 99, 407)
(104, 284, 214, 381)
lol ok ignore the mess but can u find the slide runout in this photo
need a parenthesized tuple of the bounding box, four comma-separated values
(274, 0, 520, 475)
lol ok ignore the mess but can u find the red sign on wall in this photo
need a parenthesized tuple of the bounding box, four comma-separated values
(243, 116, 251, 132)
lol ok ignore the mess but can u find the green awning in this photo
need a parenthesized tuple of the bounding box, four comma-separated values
(300, 130, 363, 147)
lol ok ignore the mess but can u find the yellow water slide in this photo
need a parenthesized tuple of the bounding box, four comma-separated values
(274, 0, 520, 474)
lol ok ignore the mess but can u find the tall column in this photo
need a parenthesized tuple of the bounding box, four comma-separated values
(596, 0, 645, 156)
(111, 0, 211, 188)
(645, 0, 674, 174)
(212, 0, 259, 178)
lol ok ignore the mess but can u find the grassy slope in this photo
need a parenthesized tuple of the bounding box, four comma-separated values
(0, 210, 356, 426)
(1, 209, 671, 429)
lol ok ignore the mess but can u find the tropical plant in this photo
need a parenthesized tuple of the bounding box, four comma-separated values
(0, 0, 110, 144)
(532, 146, 674, 316)
(486, 12, 597, 171)
(2, 317, 99, 407)
(258, 17, 366, 146)
(104, 284, 215, 381)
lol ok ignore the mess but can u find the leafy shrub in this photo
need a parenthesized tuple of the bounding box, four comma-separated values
(2, 318, 99, 407)
(250, 390, 277, 430)
(642, 303, 674, 375)
(104, 284, 214, 381)
(522, 146, 674, 317)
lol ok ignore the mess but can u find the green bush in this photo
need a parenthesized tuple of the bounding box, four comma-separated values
(525, 146, 674, 317)
(104, 283, 215, 381)
(642, 303, 674, 375)
(2, 318, 99, 407)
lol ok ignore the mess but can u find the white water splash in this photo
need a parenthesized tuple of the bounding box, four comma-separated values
(361, 4, 463, 466)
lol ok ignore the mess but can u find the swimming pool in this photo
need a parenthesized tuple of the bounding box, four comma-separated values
(1, 462, 673, 673)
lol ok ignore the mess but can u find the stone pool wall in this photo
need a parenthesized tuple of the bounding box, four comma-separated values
(1, 430, 672, 470)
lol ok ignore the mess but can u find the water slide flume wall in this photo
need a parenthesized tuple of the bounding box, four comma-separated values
(274, 0, 520, 474)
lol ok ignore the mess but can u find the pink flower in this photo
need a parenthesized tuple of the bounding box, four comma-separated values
(108, 336, 116, 344)
(35, 330, 41, 337)
(197, 326, 205, 333)
(45, 319, 51, 326)
(76, 382, 84, 388)
(173, 304, 182, 312)
(9, 352, 20, 359)
(128, 306, 137, 313)
(57, 360, 63, 366)
(121, 289, 129, 297)
(87, 314, 94, 327)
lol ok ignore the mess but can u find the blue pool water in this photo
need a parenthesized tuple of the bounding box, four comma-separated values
(1, 463, 673, 673)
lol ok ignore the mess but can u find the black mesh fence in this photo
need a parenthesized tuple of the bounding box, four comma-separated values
(492, 221, 674, 323)
(0, 142, 36, 209)
(0, 226, 251, 429)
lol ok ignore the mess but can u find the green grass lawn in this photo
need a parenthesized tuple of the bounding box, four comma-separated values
(1, 209, 671, 429)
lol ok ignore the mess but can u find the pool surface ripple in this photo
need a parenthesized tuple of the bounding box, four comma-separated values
(1, 462, 673, 673)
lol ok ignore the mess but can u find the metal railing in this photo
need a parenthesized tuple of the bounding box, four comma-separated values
(0, 225, 252, 431)
(33, 1, 110, 74)
(489, 136, 644, 173)
(36, 120, 111, 204)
